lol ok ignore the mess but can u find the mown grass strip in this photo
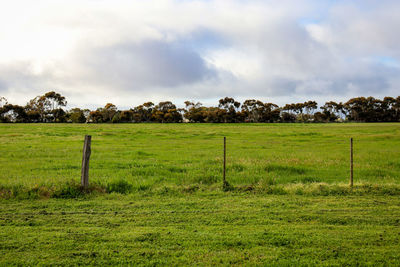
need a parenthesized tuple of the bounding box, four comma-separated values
(1, 193, 400, 265)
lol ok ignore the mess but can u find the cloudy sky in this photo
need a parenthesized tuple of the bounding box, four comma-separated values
(0, 0, 399, 109)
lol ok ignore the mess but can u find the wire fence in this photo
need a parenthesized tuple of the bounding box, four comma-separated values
(76, 134, 399, 188)
(1, 129, 399, 188)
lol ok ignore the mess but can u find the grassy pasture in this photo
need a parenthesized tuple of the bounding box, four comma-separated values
(1, 193, 400, 265)
(1, 123, 400, 265)
(0, 123, 399, 189)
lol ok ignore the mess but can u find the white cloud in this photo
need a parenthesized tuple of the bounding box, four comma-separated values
(0, 0, 399, 108)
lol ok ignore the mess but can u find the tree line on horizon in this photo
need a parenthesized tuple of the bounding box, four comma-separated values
(1, 92, 400, 123)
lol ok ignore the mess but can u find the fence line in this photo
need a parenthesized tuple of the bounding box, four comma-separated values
(80, 135, 361, 188)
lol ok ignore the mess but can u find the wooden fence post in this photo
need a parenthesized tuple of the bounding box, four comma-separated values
(350, 137, 353, 187)
(223, 136, 226, 184)
(81, 135, 91, 188)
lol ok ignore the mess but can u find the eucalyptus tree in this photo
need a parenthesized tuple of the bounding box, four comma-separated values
(218, 97, 241, 122)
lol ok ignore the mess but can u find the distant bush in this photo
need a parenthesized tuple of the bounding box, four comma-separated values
(3, 93, 400, 124)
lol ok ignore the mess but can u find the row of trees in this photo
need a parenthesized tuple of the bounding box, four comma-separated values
(1, 92, 400, 123)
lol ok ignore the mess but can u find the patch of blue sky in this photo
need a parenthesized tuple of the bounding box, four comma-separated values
(174, 28, 230, 53)
(297, 17, 322, 26)
(372, 56, 400, 68)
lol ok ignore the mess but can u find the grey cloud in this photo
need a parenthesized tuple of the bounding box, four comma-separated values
(0, 79, 8, 93)
(338, 77, 390, 96)
(294, 76, 389, 97)
(234, 17, 400, 100)
(325, 1, 400, 57)
(0, 61, 73, 104)
(80, 40, 217, 90)
(0, 63, 44, 94)
(248, 77, 298, 97)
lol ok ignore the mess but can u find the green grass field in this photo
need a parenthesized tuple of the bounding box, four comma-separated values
(1, 123, 400, 188)
(1, 123, 400, 265)
(2, 193, 400, 266)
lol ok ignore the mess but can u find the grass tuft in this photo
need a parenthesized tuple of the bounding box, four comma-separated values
(0, 180, 106, 199)
(222, 180, 234, 192)
(106, 179, 133, 194)
(265, 164, 307, 175)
